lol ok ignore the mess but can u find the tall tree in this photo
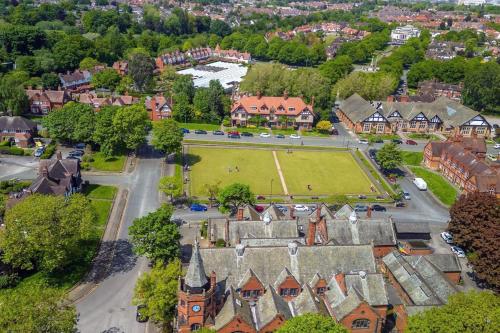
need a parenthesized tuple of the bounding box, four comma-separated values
(129, 204, 181, 263)
(376, 143, 403, 171)
(132, 259, 182, 327)
(276, 313, 348, 333)
(112, 104, 151, 151)
(128, 52, 155, 92)
(158, 176, 181, 203)
(0, 194, 95, 272)
(407, 291, 500, 333)
(172, 93, 194, 123)
(42, 102, 95, 143)
(0, 282, 77, 332)
(462, 61, 500, 115)
(173, 75, 195, 103)
(0, 79, 28, 116)
(91, 68, 121, 90)
(93, 106, 122, 156)
(151, 119, 183, 156)
(217, 183, 255, 213)
(448, 192, 499, 289)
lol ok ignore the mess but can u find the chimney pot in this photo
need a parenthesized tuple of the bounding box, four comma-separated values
(56, 151, 62, 160)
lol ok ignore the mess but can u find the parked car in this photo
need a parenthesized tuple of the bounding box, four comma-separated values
(34, 147, 45, 157)
(241, 132, 253, 137)
(181, 128, 190, 134)
(392, 139, 403, 144)
(259, 132, 271, 138)
(136, 305, 148, 323)
(440, 231, 453, 244)
(190, 203, 207, 211)
(293, 204, 309, 212)
(275, 205, 288, 213)
(257, 195, 266, 200)
(451, 246, 465, 258)
(275, 134, 285, 139)
(371, 204, 386, 212)
(69, 150, 84, 157)
(290, 134, 301, 139)
(403, 191, 411, 200)
(331, 128, 339, 135)
(194, 130, 207, 134)
(213, 130, 224, 135)
(228, 133, 240, 139)
(406, 139, 418, 145)
(486, 154, 498, 162)
(354, 204, 368, 212)
(358, 139, 369, 144)
(494, 143, 500, 149)
(254, 205, 265, 213)
(394, 201, 405, 208)
(413, 178, 428, 190)
(227, 131, 239, 136)
(358, 194, 367, 199)
(368, 149, 377, 160)
(66, 155, 80, 160)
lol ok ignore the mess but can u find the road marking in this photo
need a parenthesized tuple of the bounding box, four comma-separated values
(272, 151, 289, 195)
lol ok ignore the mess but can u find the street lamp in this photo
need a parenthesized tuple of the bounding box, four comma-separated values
(270, 179, 274, 205)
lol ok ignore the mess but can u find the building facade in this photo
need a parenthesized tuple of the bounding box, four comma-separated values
(26, 89, 70, 114)
(390, 25, 420, 45)
(336, 94, 491, 138)
(0, 116, 37, 148)
(231, 93, 315, 129)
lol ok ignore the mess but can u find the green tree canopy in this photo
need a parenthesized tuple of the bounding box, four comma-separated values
(0, 76, 29, 116)
(112, 104, 151, 151)
(462, 61, 500, 115)
(333, 71, 398, 101)
(91, 68, 121, 90)
(93, 105, 122, 156)
(158, 176, 181, 202)
(128, 51, 154, 92)
(151, 119, 183, 156)
(173, 75, 195, 103)
(376, 143, 403, 171)
(407, 291, 500, 333)
(0, 194, 95, 272)
(129, 204, 181, 263)
(42, 102, 95, 143)
(276, 313, 348, 333)
(217, 183, 255, 213)
(132, 259, 182, 326)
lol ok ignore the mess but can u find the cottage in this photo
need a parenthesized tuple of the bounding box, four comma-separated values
(112, 60, 129, 76)
(26, 89, 70, 114)
(0, 116, 37, 148)
(145, 95, 172, 121)
(59, 70, 92, 92)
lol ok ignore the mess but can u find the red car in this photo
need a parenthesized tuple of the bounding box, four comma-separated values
(254, 205, 265, 213)
(228, 131, 240, 136)
(406, 139, 418, 145)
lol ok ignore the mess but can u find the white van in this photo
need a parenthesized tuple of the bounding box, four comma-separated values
(413, 178, 427, 191)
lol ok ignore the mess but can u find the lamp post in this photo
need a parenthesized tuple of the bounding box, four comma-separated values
(270, 179, 274, 205)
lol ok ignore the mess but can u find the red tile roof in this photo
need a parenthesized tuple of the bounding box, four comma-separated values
(231, 95, 313, 116)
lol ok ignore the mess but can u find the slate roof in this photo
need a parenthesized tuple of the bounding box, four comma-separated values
(331, 288, 365, 320)
(394, 222, 431, 234)
(240, 238, 305, 247)
(215, 287, 255, 331)
(325, 217, 396, 246)
(184, 241, 208, 289)
(198, 245, 377, 289)
(26, 89, 68, 104)
(0, 116, 37, 131)
(257, 286, 292, 328)
(345, 273, 388, 306)
(416, 254, 461, 273)
(383, 251, 458, 305)
(333, 204, 354, 219)
(291, 284, 330, 317)
(30, 158, 80, 195)
(338, 94, 376, 123)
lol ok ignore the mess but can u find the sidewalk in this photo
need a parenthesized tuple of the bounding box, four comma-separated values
(66, 187, 129, 304)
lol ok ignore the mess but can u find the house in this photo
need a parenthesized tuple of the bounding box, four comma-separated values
(231, 92, 314, 130)
(145, 95, 172, 121)
(423, 136, 500, 197)
(59, 70, 92, 92)
(177, 241, 388, 332)
(212, 44, 252, 64)
(417, 80, 463, 102)
(112, 60, 128, 76)
(76, 93, 138, 111)
(390, 25, 420, 45)
(425, 41, 464, 60)
(0, 116, 37, 148)
(156, 50, 187, 71)
(25, 89, 70, 114)
(28, 152, 82, 196)
(336, 94, 491, 138)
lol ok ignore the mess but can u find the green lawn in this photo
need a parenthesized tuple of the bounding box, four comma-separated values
(271, 128, 297, 135)
(407, 133, 441, 141)
(277, 151, 375, 195)
(83, 184, 118, 200)
(300, 130, 331, 137)
(181, 123, 221, 131)
(89, 152, 126, 172)
(402, 151, 423, 166)
(408, 166, 458, 206)
(227, 126, 270, 134)
(188, 147, 282, 196)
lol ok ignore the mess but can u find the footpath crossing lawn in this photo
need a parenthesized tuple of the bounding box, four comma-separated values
(276, 150, 374, 195)
(188, 147, 282, 196)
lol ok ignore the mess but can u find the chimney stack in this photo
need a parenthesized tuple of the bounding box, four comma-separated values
(366, 206, 372, 218)
(307, 218, 316, 246)
(387, 95, 394, 103)
(56, 151, 62, 160)
(257, 90, 262, 99)
(335, 273, 346, 294)
(283, 90, 288, 100)
(290, 206, 295, 219)
(41, 166, 49, 178)
(237, 207, 244, 221)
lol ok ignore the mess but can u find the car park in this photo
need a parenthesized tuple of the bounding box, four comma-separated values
(450, 246, 465, 258)
(392, 139, 403, 144)
(213, 130, 224, 135)
(440, 232, 453, 244)
(241, 132, 253, 137)
(406, 139, 418, 145)
(358, 139, 369, 144)
(293, 204, 309, 212)
(181, 128, 190, 134)
(190, 203, 207, 211)
(275, 134, 285, 139)
(228, 133, 240, 139)
(34, 147, 45, 157)
(403, 191, 411, 200)
(290, 134, 301, 139)
(354, 204, 368, 212)
(371, 204, 386, 212)
(259, 133, 271, 138)
(194, 130, 207, 134)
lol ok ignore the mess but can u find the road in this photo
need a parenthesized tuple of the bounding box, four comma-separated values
(76, 146, 163, 333)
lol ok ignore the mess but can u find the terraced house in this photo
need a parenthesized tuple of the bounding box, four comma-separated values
(336, 94, 491, 138)
(231, 93, 315, 129)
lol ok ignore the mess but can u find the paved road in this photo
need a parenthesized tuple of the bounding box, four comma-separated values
(76, 147, 163, 333)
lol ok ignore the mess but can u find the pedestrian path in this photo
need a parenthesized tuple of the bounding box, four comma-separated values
(272, 150, 289, 195)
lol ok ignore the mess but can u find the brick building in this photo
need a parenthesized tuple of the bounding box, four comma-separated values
(423, 136, 500, 198)
(0, 116, 37, 148)
(112, 61, 129, 76)
(26, 89, 70, 114)
(231, 93, 315, 129)
(145, 95, 172, 121)
(59, 70, 92, 92)
(336, 93, 491, 138)
(417, 80, 463, 102)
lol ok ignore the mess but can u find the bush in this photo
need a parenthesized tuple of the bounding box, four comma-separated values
(0, 141, 11, 147)
(215, 239, 226, 248)
(80, 162, 91, 170)
(40, 143, 56, 159)
(222, 117, 231, 127)
(82, 155, 94, 163)
(0, 273, 19, 289)
(0, 146, 24, 155)
(200, 220, 208, 238)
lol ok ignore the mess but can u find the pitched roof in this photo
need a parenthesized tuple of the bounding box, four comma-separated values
(232, 95, 313, 116)
(26, 89, 67, 104)
(331, 287, 364, 320)
(394, 222, 431, 234)
(184, 241, 208, 289)
(334, 204, 354, 219)
(325, 218, 396, 246)
(0, 116, 37, 131)
(257, 286, 292, 328)
(215, 287, 255, 331)
(291, 284, 330, 317)
(345, 273, 388, 306)
(339, 94, 378, 123)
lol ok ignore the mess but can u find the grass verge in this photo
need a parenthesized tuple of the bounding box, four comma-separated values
(89, 152, 126, 172)
(407, 133, 441, 141)
(355, 150, 395, 196)
(402, 151, 423, 166)
(181, 123, 221, 131)
(407, 166, 458, 206)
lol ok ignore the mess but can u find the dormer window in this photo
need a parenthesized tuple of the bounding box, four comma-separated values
(288, 107, 295, 112)
(250, 106, 257, 111)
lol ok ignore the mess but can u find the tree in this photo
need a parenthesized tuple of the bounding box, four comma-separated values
(112, 104, 151, 151)
(448, 192, 499, 289)
(462, 61, 500, 115)
(151, 119, 183, 156)
(42, 102, 95, 143)
(93, 106, 122, 156)
(315, 120, 332, 133)
(129, 52, 154, 92)
(173, 75, 195, 103)
(41, 73, 60, 90)
(0, 282, 77, 332)
(52, 35, 94, 71)
(79, 57, 100, 70)
(217, 183, 255, 213)
(204, 180, 221, 205)
(276, 313, 348, 333)
(407, 291, 500, 333)
(0, 194, 95, 272)
(333, 71, 398, 101)
(132, 259, 182, 327)
(129, 204, 181, 263)
(209, 20, 231, 37)
(91, 68, 121, 90)
(376, 143, 403, 171)
(158, 176, 181, 202)
(0, 78, 28, 116)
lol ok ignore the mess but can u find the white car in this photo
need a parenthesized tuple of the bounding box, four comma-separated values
(293, 204, 309, 212)
(290, 134, 301, 139)
(403, 191, 411, 200)
(486, 154, 498, 162)
(494, 143, 500, 149)
(440, 231, 453, 244)
(259, 132, 271, 138)
(451, 246, 465, 258)
(358, 139, 369, 144)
